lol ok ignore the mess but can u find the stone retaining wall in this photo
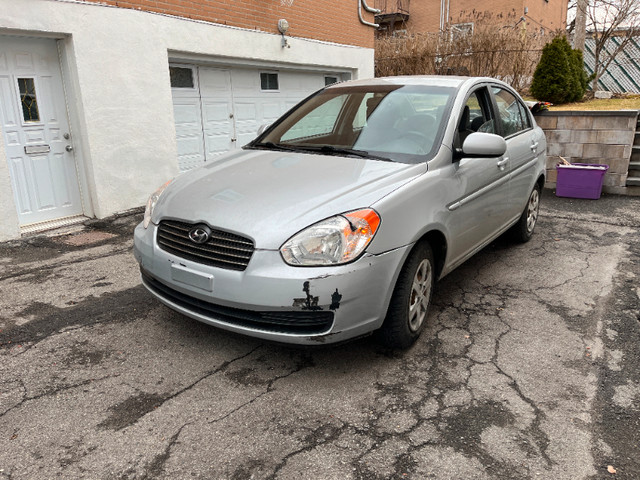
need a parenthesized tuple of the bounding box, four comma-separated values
(534, 110, 639, 193)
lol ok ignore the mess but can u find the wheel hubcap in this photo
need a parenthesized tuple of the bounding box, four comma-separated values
(408, 259, 432, 332)
(526, 189, 539, 233)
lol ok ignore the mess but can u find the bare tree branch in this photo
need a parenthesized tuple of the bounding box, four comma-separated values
(584, 0, 640, 90)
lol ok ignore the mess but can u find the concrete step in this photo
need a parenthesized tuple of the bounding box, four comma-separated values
(627, 176, 640, 187)
(630, 161, 640, 170)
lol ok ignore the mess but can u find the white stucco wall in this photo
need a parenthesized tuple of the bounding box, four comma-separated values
(0, 0, 374, 240)
(0, 122, 20, 241)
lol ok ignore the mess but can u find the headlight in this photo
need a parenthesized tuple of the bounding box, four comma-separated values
(281, 209, 381, 266)
(143, 180, 172, 228)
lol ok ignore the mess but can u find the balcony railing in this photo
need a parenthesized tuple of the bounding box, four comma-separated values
(374, 0, 410, 23)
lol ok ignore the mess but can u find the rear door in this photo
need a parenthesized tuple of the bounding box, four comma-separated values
(489, 85, 539, 219)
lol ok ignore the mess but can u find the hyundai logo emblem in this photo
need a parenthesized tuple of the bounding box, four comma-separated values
(188, 225, 211, 244)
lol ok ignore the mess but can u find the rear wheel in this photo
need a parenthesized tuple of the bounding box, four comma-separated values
(377, 242, 434, 349)
(511, 184, 540, 243)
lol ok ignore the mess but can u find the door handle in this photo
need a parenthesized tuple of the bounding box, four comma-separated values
(497, 157, 508, 169)
(65, 145, 73, 152)
(530, 142, 539, 151)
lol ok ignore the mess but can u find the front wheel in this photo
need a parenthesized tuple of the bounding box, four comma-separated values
(377, 242, 435, 349)
(511, 184, 541, 243)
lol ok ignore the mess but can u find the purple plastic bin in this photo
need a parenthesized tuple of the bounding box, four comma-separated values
(555, 163, 609, 200)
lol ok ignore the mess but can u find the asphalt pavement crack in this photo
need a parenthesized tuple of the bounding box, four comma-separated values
(264, 421, 347, 480)
(100, 344, 264, 432)
(490, 344, 553, 467)
(138, 422, 192, 480)
(0, 374, 117, 419)
(209, 353, 315, 425)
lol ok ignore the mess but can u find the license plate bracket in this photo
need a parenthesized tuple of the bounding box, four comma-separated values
(170, 264, 214, 292)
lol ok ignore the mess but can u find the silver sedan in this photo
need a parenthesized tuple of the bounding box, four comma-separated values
(133, 76, 546, 348)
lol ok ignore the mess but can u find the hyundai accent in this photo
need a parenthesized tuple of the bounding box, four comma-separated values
(133, 76, 546, 348)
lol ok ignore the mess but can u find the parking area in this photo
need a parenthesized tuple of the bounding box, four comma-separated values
(1, 190, 639, 480)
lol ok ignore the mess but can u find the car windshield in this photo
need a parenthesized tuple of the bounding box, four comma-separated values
(249, 84, 456, 164)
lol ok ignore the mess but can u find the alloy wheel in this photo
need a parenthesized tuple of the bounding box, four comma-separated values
(526, 189, 540, 234)
(408, 258, 432, 332)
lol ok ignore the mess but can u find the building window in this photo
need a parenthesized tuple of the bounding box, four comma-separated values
(325, 76, 339, 86)
(260, 72, 279, 91)
(170, 66, 195, 89)
(18, 78, 40, 123)
(451, 23, 474, 40)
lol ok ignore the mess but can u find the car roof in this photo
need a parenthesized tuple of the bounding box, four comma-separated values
(327, 75, 506, 90)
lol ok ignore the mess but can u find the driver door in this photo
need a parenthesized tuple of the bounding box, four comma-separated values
(446, 87, 511, 265)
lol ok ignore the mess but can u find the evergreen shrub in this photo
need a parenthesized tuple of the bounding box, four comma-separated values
(530, 35, 588, 104)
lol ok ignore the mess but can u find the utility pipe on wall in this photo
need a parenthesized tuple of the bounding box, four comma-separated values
(439, 0, 450, 31)
(361, 0, 379, 13)
(358, 0, 380, 28)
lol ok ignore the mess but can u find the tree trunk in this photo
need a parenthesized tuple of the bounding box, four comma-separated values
(573, 0, 588, 51)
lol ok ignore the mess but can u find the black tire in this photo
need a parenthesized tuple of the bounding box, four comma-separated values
(511, 184, 541, 243)
(377, 242, 435, 349)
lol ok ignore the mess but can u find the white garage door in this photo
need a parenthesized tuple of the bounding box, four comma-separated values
(170, 64, 344, 172)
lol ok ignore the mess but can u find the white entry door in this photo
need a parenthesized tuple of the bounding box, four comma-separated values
(0, 36, 83, 226)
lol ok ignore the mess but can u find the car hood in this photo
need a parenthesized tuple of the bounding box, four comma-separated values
(155, 149, 427, 249)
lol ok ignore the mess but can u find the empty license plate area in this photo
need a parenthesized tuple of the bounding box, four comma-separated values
(170, 263, 214, 292)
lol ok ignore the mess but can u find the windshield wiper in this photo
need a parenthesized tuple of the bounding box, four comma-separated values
(251, 142, 392, 162)
(250, 142, 303, 152)
(312, 145, 392, 162)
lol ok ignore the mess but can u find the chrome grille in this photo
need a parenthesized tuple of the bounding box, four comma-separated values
(156, 220, 254, 271)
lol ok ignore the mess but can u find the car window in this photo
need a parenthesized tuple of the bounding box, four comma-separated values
(492, 87, 528, 138)
(255, 84, 457, 164)
(353, 91, 451, 156)
(281, 94, 347, 142)
(517, 101, 532, 130)
(455, 87, 494, 151)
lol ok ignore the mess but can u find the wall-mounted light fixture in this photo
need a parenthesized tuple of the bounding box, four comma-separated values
(278, 19, 290, 48)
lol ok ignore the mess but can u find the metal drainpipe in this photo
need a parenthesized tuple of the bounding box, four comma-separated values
(358, 0, 380, 28)
(446, 0, 450, 29)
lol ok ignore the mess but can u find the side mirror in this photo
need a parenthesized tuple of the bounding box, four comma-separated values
(462, 132, 507, 157)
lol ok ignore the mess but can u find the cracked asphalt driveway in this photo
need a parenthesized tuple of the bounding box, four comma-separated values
(1, 191, 639, 480)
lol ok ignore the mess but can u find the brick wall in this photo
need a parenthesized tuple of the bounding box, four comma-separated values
(403, 0, 567, 35)
(535, 111, 639, 192)
(78, 0, 375, 48)
(524, 0, 568, 33)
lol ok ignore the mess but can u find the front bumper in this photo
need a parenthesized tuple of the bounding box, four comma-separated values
(133, 222, 411, 345)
